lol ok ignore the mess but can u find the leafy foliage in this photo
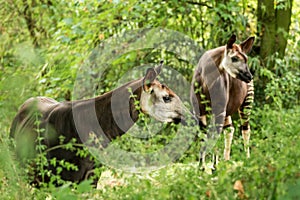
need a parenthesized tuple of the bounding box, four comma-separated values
(0, 0, 299, 199)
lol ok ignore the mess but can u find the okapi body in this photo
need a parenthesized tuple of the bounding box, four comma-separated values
(10, 61, 185, 185)
(191, 35, 255, 165)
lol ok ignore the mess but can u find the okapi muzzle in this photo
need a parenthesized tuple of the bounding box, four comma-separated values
(236, 65, 253, 83)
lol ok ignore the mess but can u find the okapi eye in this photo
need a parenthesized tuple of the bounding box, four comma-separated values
(231, 56, 239, 63)
(163, 96, 172, 103)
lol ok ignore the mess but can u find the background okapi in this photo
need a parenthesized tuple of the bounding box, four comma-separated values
(10, 61, 186, 186)
(191, 34, 255, 168)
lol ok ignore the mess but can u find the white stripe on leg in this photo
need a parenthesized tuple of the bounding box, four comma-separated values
(223, 116, 234, 161)
(242, 129, 251, 158)
(224, 126, 234, 160)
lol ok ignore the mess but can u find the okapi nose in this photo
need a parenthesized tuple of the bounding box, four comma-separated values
(173, 117, 184, 125)
(247, 70, 253, 81)
(246, 71, 253, 80)
(249, 73, 253, 81)
(173, 111, 185, 125)
(237, 70, 253, 83)
(173, 110, 198, 126)
(244, 72, 253, 83)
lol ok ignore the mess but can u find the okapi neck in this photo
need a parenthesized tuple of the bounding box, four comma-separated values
(92, 79, 144, 140)
(215, 46, 226, 71)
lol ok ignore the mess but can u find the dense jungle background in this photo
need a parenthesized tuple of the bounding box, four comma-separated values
(0, 0, 299, 199)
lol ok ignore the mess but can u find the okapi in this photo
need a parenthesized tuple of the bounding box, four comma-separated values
(10, 61, 186, 185)
(191, 35, 255, 167)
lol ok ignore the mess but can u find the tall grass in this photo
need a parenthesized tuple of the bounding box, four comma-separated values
(1, 103, 300, 199)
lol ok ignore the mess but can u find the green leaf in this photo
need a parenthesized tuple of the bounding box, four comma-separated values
(77, 180, 93, 193)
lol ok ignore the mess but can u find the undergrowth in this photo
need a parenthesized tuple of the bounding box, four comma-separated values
(1, 105, 299, 199)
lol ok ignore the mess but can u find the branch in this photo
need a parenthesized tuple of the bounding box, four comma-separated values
(185, 1, 213, 9)
(22, 0, 39, 47)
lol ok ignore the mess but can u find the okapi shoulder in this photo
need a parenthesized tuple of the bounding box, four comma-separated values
(198, 46, 225, 71)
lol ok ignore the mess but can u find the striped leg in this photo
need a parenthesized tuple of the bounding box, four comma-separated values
(239, 81, 254, 158)
(223, 116, 234, 160)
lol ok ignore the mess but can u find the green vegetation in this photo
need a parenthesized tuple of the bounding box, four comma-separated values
(1, 0, 299, 199)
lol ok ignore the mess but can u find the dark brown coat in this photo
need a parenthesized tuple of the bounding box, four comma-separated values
(10, 64, 184, 185)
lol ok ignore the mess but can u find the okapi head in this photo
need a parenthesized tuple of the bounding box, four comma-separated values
(221, 34, 255, 83)
(140, 61, 184, 123)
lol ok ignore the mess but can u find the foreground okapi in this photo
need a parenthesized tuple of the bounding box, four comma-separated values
(191, 35, 255, 167)
(10, 61, 185, 185)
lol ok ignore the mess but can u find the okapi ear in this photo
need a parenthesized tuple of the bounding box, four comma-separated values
(240, 36, 255, 54)
(143, 68, 157, 92)
(143, 60, 164, 92)
(154, 60, 164, 75)
(226, 34, 236, 49)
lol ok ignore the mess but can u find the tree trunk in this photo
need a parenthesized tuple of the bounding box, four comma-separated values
(256, 0, 293, 102)
(258, 0, 293, 63)
(275, 0, 293, 58)
(258, 0, 276, 64)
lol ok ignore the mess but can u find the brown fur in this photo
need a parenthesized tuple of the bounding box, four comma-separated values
(191, 43, 252, 128)
(191, 46, 248, 126)
(10, 71, 182, 185)
(191, 35, 254, 163)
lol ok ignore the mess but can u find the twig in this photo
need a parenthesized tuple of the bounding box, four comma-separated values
(185, 1, 213, 9)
